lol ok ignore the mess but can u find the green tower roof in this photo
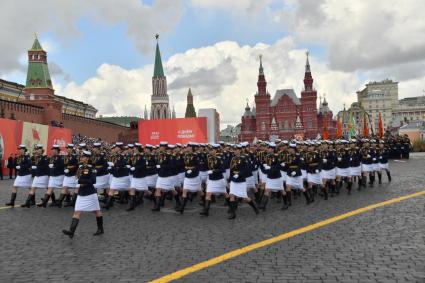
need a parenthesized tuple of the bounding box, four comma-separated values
(153, 40, 165, 78)
(25, 37, 53, 89)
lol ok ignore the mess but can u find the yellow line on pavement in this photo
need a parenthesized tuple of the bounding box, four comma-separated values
(149, 190, 425, 283)
(0, 206, 12, 210)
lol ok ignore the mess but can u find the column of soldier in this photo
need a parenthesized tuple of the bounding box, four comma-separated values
(4, 136, 409, 236)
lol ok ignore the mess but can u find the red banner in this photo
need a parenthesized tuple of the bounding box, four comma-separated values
(0, 119, 23, 175)
(47, 127, 72, 155)
(138, 117, 208, 145)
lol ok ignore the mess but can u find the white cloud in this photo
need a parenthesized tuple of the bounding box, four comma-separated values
(190, 0, 271, 13)
(0, 0, 183, 74)
(60, 38, 361, 128)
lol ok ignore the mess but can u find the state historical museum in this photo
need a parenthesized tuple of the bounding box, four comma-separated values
(240, 53, 336, 142)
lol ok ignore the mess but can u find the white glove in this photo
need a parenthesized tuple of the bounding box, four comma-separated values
(315, 169, 319, 173)
(31, 166, 37, 170)
(16, 166, 21, 170)
(233, 174, 239, 179)
(280, 163, 285, 167)
(126, 165, 131, 169)
(372, 158, 376, 161)
(350, 158, 352, 161)
(64, 169, 70, 174)
(130, 167, 135, 171)
(323, 159, 327, 163)
(367, 154, 371, 158)
(48, 164, 54, 168)
(263, 164, 267, 167)
(107, 162, 114, 167)
(300, 158, 304, 161)
(379, 156, 382, 159)
(156, 165, 161, 169)
(107, 167, 111, 170)
(187, 169, 192, 174)
(79, 164, 83, 168)
(265, 165, 271, 170)
(207, 170, 213, 174)
(291, 171, 296, 176)
(146, 161, 149, 165)
(337, 158, 342, 161)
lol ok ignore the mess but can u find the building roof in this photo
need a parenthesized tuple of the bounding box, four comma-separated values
(399, 120, 425, 131)
(25, 37, 53, 89)
(153, 38, 165, 77)
(31, 36, 43, 51)
(318, 97, 331, 114)
(55, 95, 97, 112)
(0, 78, 25, 89)
(271, 89, 300, 106)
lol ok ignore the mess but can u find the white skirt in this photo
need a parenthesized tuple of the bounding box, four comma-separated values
(95, 174, 110, 189)
(379, 163, 389, 170)
(131, 177, 148, 191)
(361, 164, 373, 172)
(207, 178, 226, 194)
(229, 181, 247, 198)
(321, 169, 336, 180)
(301, 169, 307, 180)
(307, 173, 322, 185)
(350, 166, 362, 177)
(63, 176, 78, 188)
(110, 176, 130, 191)
(253, 170, 259, 185)
(225, 169, 230, 180)
(199, 171, 208, 183)
(48, 175, 65, 188)
(372, 163, 380, 171)
(259, 170, 267, 184)
(266, 177, 283, 191)
(246, 175, 256, 189)
(286, 175, 303, 189)
(178, 172, 185, 186)
(145, 174, 158, 188)
(156, 176, 175, 191)
(32, 175, 49, 189)
(183, 176, 201, 192)
(14, 174, 32, 188)
(75, 193, 100, 211)
(280, 171, 287, 182)
(336, 167, 350, 177)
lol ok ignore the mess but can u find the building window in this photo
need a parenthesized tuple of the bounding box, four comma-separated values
(307, 117, 312, 129)
(261, 122, 266, 131)
(284, 120, 288, 129)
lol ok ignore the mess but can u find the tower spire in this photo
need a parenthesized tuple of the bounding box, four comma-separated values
(185, 88, 197, 118)
(259, 54, 264, 75)
(153, 34, 164, 77)
(257, 55, 267, 95)
(305, 50, 311, 73)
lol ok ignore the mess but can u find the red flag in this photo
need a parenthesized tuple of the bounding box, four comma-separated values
(336, 115, 342, 138)
(363, 112, 369, 137)
(323, 113, 329, 140)
(378, 112, 384, 139)
(32, 128, 40, 140)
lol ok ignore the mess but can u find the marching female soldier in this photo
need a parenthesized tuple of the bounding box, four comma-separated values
(335, 140, 352, 195)
(286, 143, 310, 205)
(56, 144, 79, 208)
(259, 142, 284, 211)
(377, 140, 391, 183)
(349, 139, 362, 191)
(144, 144, 158, 194)
(127, 143, 148, 211)
(38, 145, 64, 207)
(200, 144, 227, 216)
(228, 145, 259, 220)
(360, 139, 374, 187)
(305, 141, 322, 202)
(62, 150, 103, 238)
(21, 145, 49, 208)
(6, 145, 32, 207)
(92, 142, 110, 199)
(178, 143, 201, 214)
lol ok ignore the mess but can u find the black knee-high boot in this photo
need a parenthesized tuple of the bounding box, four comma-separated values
(361, 175, 367, 188)
(228, 201, 236, 219)
(259, 195, 269, 211)
(347, 181, 352, 195)
(358, 177, 362, 191)
(281, 194, 289, 210)
(177, 197, 187, 214)
(49, 192, 57, 207)
(160, 193, 166, 207)
(20, 194, 33, 208)
(369, 173, 375, 187)
(386, 170, 392, 182)
(287, 191, 292, 206)
(151, 196, 161, 211)
(247, 199, 259, 214)
(378, 172, 382, 184)
(335, 181, 341, 194)
(308, 188, 314, 202)
(102, 195, 114, 209)
(322, 185, 328, 200)
(126, 195, 136, 211)
(30, 194, 35, 206)
(93, 216, 104, 236)
(303, 191, 311, 205)
(175, 194, 182, 210)
(200, 200, 210, 216)
(6, 192, 17, 207)
(37, 193, 51, 207)
(330, 183, 335, 197)
(62, 218, 79, 239)
(57, 193, 66, 208)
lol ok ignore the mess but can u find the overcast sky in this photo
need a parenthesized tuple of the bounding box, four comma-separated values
(1, 0, 424, 128)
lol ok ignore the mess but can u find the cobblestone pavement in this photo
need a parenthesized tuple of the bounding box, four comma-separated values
(0, 157, 424, 283)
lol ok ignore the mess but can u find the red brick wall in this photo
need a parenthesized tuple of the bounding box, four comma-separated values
(61, 113, 128, 142)
(0, 99, 44, 123)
